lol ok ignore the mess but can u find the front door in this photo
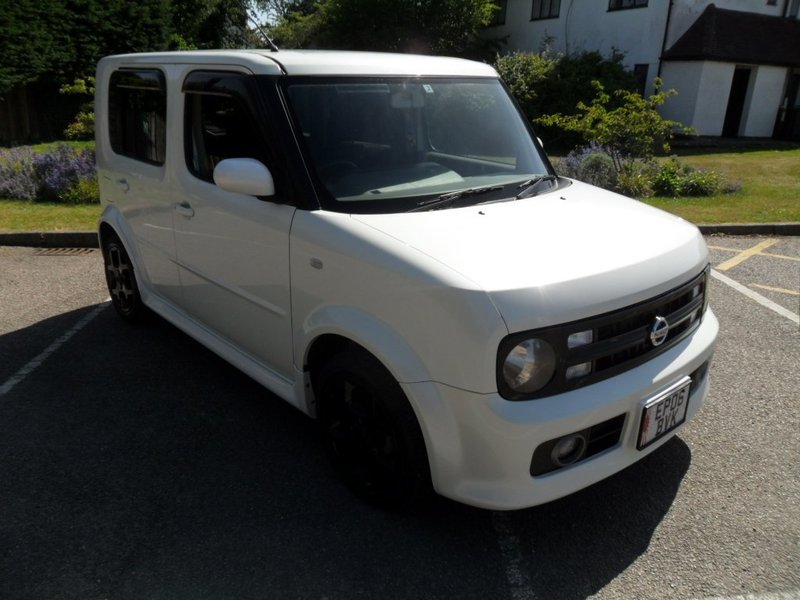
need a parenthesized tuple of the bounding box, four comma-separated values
(774, 70, 800, 141)
(173, 70, 296, 380)
(722, 68, 751, 138)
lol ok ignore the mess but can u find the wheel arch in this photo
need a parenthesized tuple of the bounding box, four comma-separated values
(98, 208, 149, 289)
(299, 306, 435, 393)
(99, 208, 131, 255)
(298, 312, 442, 466)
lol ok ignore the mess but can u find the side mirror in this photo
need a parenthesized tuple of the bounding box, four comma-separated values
(213, 158, 275, 197)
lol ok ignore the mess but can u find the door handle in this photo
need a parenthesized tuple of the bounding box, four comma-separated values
(175, 202, 195, 218)
(116, 179, 130, 193)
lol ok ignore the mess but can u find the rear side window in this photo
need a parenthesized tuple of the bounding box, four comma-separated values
(183, 72, 268, 183)
(108, 69, 166, 165)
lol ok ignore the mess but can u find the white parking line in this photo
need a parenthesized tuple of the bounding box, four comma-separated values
(751, 283, 800, 296)
(492, 512, 536, 600)
(698, 591, 800, 600)
(0, 302, 109, 398)
(711, 269, 799, 325)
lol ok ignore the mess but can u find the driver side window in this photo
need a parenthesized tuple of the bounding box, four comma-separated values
(184, 82, 268, 183)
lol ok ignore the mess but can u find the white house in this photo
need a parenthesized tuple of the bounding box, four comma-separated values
(490, 0, 800, 140)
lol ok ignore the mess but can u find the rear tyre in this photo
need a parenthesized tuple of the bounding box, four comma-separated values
(315, 348, 432, 508)
(102, 234, 147, 322)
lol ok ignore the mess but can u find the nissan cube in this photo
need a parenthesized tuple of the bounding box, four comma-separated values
(95, 50, 718, 510)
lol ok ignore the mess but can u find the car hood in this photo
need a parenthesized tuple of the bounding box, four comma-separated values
(351, 180, 709, 333)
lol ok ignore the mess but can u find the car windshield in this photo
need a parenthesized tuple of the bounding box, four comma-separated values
(283, 77, 552, 213)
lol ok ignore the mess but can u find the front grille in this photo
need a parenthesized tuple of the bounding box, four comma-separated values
(570, 268, 707, 381)
(498, 266, 709, 400)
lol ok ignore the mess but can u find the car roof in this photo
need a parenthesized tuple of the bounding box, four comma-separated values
(97, 49, 498, 78)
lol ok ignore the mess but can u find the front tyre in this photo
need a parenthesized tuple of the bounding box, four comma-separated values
(315, 348, 432, 508)
(102, 234, 146, 322)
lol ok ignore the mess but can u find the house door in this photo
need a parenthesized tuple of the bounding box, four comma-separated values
(774, 70, 800, 141)
(722, 68, 751, 137)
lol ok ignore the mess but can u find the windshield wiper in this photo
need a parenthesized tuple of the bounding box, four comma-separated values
(409, 185, 505, 212)
(515, 175, 558, 199)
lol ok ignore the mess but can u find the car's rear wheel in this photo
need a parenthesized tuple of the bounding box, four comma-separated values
(315, 348, 431, 508)
(102, 234, 146, 322)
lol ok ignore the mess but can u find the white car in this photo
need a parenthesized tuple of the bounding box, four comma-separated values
(95, 50, 718, 510)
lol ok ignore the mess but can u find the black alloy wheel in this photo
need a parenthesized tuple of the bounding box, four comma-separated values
(315, 348, 431, 508)
(103, 234, 145, 322)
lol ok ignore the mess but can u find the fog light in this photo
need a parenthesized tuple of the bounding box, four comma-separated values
(550, 434, 587, 467)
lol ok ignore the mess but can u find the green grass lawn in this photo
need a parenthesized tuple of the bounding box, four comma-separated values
(0, 200, 101, 231)
(1, 145, 798, 231)
(641, 147, 800, 223)
(28, 140, 95, 152)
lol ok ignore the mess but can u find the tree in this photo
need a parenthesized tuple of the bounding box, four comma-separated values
(253, 0, 316, 23)
(494, 49, 638, 152)
(0, 0, 73, 93)
(269, 0, 502, 58)
(0, 0, 261, 142)
(174, 0, 252, 48)
(536, 79, 689, 171)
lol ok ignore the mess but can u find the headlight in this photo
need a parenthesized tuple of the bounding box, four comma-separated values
(501, 338, 556, 394)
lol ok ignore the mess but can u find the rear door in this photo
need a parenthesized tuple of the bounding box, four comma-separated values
(98, 66, 181, 304)
(172, 70, 296, 379)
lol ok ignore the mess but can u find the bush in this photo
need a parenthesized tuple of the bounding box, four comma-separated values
(651, 159, 683, 196)
(0, 146, 37, 201)
(64, 111, 95, 140)
(58, 176, 100, 205)
(617, 161, 656, 198)
(558, 148, 725, 199)
(494, 51, 556, 119)
(60, 78, 96, 141)
(679, 169, 721, 197)
(560, 142, 618, 190)
(0, 144, 98, 203)
(651, 159, 720, 197)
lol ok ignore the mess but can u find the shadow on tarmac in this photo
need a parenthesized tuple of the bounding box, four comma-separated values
(0, 306, 690, 599)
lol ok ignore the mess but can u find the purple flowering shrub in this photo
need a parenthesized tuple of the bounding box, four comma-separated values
(559, 142, 619, 191)
(0, 144, 98, 204)
(0, 146, 37, 201)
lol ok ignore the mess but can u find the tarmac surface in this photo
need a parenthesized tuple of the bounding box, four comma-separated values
(0, 235, 797, 599)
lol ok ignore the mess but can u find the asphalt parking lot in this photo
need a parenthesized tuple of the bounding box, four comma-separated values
(0, 236, 798, 600)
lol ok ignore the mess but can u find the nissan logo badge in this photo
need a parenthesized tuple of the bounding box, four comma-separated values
(649, 316, 670, 347)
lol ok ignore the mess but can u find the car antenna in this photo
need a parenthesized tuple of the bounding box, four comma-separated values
(247, 12, 280, 52)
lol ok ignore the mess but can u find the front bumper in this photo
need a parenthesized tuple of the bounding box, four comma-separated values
(402, 309, 719, 510)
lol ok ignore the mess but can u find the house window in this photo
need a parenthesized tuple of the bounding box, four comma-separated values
(108, 69, 166, 166)
(531, 0, 560, 20)
(608, 0, 648, 10)
(493, 0, 508, 25)
(766, 0, 777, 5)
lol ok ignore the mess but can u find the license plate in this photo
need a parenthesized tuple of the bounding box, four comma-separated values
(637, 377, 691, 450)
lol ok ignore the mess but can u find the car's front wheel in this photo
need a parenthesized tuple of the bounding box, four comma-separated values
(315, 348, 431, 508)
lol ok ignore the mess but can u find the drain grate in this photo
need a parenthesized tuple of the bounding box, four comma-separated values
(34, 247, 98, 257)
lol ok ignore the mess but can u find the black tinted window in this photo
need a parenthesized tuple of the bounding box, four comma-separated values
(108, 70, 166, 165)
(184, 90, 266, 182)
